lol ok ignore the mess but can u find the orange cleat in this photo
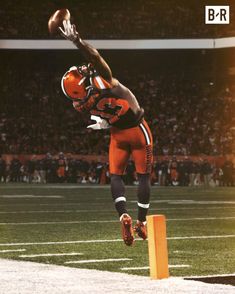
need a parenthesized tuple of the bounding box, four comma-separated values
(120, 214, 134, 246)
(134, 220, 147, 240)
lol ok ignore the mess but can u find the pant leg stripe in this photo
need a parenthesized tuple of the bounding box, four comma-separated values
(115, 196, 126, 203)
(139, 123, 151, 145)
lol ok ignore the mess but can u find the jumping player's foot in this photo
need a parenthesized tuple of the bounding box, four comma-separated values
(134, 220, 147, 240)
(120, 213, 134, 246)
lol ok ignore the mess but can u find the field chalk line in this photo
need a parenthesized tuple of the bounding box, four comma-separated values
(0, 216, 234, 226)
(0, 235, 235, 247)
(65, 258, 132, 264)
(0, 206, 235, 213)
(19, 252, 83, 258)
(120, 265, 191, 271)
(0, 249, 26, 253)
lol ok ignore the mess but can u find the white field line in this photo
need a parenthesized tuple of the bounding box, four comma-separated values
(65, 258, 132, 264)
(1, 206, 235, 214)
(0, 209, 115, 214)
(0, 201, 235, 209)
(19, 252, 83, 258)
(167, 217, 235, 221)
(173, 250, 193, 253)
(0, 220, 117, 225)
(171, 201, 235, 205)
(0, 195, 63, 199)
(0, 216, 234, 226)
(0, 210, 70, 214)
(1, 198, 235, 204)
(0, 235, 235, 247)
(170, 265, 191, 268)
(147, 200, 235, 205)
(168, 235, 235, 240)
(0, 249, 26, 253)
(0, 239, 125, 246)
(121, 266, 149, 270)
(121, 265, 191, 271)
(0, 195, 33, 197)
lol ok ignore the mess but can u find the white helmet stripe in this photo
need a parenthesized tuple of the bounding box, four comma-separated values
(78, 76, 86, 86)
(69, 66, 78, 71)
(61, 74, 71, 99)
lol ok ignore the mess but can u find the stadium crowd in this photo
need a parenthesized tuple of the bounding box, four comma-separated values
(0, 62, 234, 157)
(0, 49, 234, 187)
(0, 154, 234, 186)
(1, 0, 235, 39)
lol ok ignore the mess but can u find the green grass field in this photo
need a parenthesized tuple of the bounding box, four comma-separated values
(0, 184, 234, 278)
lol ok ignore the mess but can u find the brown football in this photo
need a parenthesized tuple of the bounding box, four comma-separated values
(48, 8, 70, 35)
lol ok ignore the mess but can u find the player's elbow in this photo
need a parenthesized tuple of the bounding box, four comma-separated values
(90, 51, 101, 64)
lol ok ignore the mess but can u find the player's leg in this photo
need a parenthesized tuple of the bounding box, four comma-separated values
(109, 137, 134, 246)
(131, 120, 153, 239)
(109, 139, 129, 217)
(136, 173, 151, 222)
(110, 174, 127, 216)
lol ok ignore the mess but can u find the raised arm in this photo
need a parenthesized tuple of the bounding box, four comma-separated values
(59, 20, 115, 84)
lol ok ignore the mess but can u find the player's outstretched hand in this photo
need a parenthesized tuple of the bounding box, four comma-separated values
(87, 115, 111, 130)
(59, 20, 79, 42)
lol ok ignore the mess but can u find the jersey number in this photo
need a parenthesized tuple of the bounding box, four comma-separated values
(91, 98, 129, 123)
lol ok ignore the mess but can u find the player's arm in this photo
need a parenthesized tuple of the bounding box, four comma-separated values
(74, 38, 113, 83)
(59, 20, 116, 85)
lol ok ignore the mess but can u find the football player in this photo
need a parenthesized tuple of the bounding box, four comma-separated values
(59, 20, 153, 246)
(57, 152, 68, 183)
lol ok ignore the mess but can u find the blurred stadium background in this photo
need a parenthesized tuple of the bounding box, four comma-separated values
(0, 0, 235, 290)
(0, 0, 234, 185)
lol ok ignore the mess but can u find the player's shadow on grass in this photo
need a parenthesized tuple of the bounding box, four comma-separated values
(186, 276, 235, 286)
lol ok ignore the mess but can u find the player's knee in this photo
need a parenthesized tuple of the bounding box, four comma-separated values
(137, 173, 150, 182)
(110, 174, 123, 185)
(137, 173, 150, 200)
(110, 174, 125, 200)
(110, 173, 121, 179)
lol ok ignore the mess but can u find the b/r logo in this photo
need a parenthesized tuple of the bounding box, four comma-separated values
(205, 6, 230, 24)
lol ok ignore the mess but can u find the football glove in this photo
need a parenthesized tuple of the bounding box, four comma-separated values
(59, 20, 79, 42)
(87, 115, 110, 130)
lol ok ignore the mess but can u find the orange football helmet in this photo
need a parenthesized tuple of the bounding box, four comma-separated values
(61, 64, 100, 111)
(61, 66, 87, 100)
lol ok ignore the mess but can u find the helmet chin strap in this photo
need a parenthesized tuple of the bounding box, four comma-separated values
(78, 76, 87, 86)
(72, 64, 100, 108)
(73, 85, 100, 106)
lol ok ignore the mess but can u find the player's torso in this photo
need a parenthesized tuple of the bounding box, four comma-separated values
(170, 160, 178, 170)
(90, 81, 144, 129)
